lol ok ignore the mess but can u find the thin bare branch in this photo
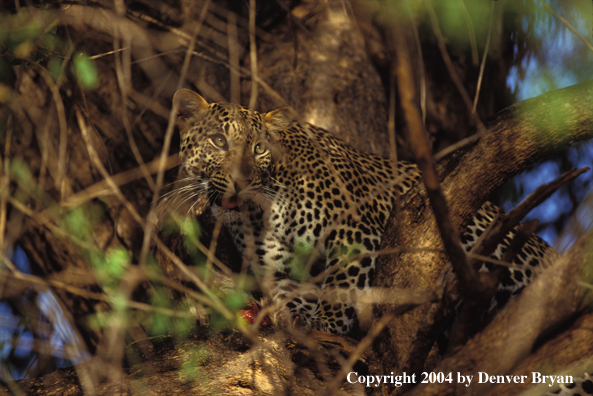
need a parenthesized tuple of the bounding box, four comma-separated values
(60, 154, 179, 208)
(0, 115, 12, 254)
(248, 0, 258, 108)
(139, 0, 211, 269)
(472, 0, 494, 114)
(539, 0, 593, 54)
(425, 0, 485, 133)
(392, 9, 481, 301)
(457, 0, 479, 66)
(227, 11, 241, 104)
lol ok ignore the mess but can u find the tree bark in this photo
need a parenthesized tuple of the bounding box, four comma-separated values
(374, 81, 593, 386)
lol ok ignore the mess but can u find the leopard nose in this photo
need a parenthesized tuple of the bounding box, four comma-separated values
(234, 178, 252, 193)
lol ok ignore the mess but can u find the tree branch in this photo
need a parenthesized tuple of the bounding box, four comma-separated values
(406, 228, 593, 396)
(375, 79, 593, 378)
(449, 166, 590, 348)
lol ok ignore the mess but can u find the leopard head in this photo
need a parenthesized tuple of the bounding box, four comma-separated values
(173, 89, 289, 211)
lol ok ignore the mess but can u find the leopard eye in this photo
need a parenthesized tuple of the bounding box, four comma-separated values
(209, 134, 228, 150)
(254, 142, 267, 156)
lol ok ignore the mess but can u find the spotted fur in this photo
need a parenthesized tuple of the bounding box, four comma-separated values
(545, 373, 593, 396)
(172, 89, 558, 336)
(461, 201, 559, 312)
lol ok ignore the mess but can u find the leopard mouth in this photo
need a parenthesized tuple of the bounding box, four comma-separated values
(221, 195, 242, 210)
(207, 183, 245, 212)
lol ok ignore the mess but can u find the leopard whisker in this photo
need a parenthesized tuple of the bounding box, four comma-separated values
(159, 178, 209, 216)
(160, 179, 205, 199)
(175, 191, 204, 214)
(261, 187, 282, 204)
(271, 177, 287, 190)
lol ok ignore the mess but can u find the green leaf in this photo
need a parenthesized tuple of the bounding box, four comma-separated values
(48, 56, 64, 82)
(224, 291, 247, 312)
(181, 217, 201, 241)
(148, 313, 170, 336)
(73, 53, 99, 91)
(8, 159, 34, 188)
(110, 291, 129, 314)
(63, 206, 93, 241)
(104, 247, 131, 280)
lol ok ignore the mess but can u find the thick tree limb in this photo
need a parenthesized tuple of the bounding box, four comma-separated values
(405, 228, 593, 396)
(483, 311, 593, 396)
(449, 166, 590, 348)
(375, 79, 593, 382)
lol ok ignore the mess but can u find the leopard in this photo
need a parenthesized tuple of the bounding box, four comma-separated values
(545, 374, 593, 396)
(170, 88, 559, 336)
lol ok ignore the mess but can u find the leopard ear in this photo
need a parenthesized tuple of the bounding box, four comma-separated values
(173, 89, 209, 128)
(264, 107, 295, 132)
